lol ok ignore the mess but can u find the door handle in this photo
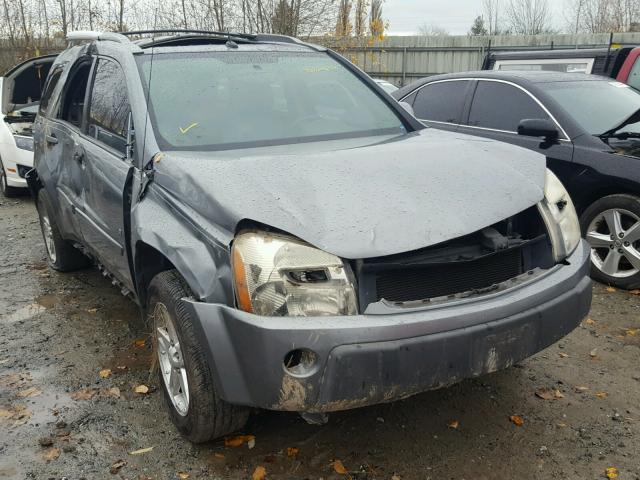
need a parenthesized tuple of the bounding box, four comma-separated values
(45, 134, 58, 145)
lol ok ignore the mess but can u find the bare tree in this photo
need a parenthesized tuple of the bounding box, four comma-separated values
(417, 23, 449, 36)
(482, 0, 501, 35)
(335, 0, 351, 36)
(505, 0, 551, 35)
(565, 0, 640, 33)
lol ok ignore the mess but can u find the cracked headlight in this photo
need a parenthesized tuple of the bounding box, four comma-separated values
(232, 231, 358, 316)
(537, 169, 580, 262)
(14, 135, 34, 151)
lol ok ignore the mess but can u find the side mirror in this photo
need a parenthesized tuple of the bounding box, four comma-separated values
(517, 118, 559, 142)
(399, 101, 415, 117)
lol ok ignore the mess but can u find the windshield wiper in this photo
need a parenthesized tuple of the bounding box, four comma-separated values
(599, 108, 640, 140)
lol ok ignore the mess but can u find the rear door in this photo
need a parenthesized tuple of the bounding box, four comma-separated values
(403, 80, 472, 133)
(79, 56, 134, 291)
(41, 58, 93, 242)
(458, 79, 574, 168)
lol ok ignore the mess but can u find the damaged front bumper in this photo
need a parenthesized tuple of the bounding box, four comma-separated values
(183, 241, 592, 413)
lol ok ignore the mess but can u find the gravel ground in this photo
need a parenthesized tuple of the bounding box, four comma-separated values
(1, 194, 639, 480)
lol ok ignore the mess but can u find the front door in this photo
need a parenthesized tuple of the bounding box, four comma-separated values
(79, 57, 134, 291)
(458, 79, 574, 168)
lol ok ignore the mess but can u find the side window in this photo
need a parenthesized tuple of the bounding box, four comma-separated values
(468, 81, 549, 132)
(57, 61, 92, 127)
(627, 58, 640, 91)
(88, 58, 131, 154)
(412, 81, 469, 124)
(39, 68, 62, 115)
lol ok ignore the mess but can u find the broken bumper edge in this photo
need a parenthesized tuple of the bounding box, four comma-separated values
(183, 241, 592, 413)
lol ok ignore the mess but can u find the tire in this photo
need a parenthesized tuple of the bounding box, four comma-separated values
(147, 270, 249, 443)
(36, 189, 90, 271)
(0, 158, 21, 198)
(580, 193, 640, 289)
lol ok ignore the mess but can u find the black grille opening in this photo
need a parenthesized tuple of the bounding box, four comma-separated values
(355, 206, 554, 307)
(375, 246, 522, 303)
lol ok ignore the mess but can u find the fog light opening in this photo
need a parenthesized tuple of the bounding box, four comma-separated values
(283, 348, 318, 377)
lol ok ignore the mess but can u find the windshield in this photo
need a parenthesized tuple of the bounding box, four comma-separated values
(544, 80, 640, 136)
(137, 51, 406, 151)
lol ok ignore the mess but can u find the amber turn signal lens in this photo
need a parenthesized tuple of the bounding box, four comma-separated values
(232, 245, 253, 313)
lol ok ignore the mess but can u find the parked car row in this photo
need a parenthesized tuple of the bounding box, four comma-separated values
(2, 32, 607, 443)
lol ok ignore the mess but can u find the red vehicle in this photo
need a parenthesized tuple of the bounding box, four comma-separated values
(483, 45, 640, 89)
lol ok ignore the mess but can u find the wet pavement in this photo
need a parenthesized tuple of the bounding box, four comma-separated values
(1, 195, 639, 480)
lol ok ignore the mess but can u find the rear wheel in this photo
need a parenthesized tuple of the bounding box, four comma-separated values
(147, 270, 249, 443)
(581, 194, 640, 289)
(36, 189, 90, 271)
(0, 158, 21, 198)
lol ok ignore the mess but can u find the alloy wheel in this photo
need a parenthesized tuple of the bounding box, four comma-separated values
(586, 208, 640, 278)
(40, 211, 57, 263)
(154, 302, 190, 416)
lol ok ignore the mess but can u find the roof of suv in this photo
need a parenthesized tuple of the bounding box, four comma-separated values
(66, 30, 324, 55)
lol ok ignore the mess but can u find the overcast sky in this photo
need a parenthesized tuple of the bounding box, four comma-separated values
(383, 0, 567, 36)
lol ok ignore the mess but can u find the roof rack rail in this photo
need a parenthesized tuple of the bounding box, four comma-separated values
(67, 31, 129, 44)
(119, 29, 257, 40)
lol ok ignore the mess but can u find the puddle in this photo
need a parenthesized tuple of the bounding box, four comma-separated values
(0, 295, 58, 324)
(1, 304, 46, 324)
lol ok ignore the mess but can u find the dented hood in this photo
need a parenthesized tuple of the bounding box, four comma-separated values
(153, 129, 547, 259)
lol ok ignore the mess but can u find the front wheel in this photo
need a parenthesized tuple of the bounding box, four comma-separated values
(581, 194, 640, 289)
(147, 270, 249, 443)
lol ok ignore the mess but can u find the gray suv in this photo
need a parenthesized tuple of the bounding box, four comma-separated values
(29, 30, 592, 443)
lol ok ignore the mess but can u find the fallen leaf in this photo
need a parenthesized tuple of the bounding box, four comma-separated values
(596, 391, 609, 398)
(43, 447, 60, 461)
(109, 459, 126, 474)
(87, 308, 98, 314)
(559, 352, 569, 358)
(626, 329, 638, 336)
(177, 472, 190, 479)
(286, 447, 299, 457)
(509, 415, 524, 426)
(213, 453, 225, 460)
(252, 466, 266, 480)
(71, 388, 97, 401)
(133, 385, 149, 394)
(102, 387, 121, 398)
(333, 459, 348, 474)
(554, 389, 565, 399)
(224, 434, 255, 447)
(17, 386, 42, 398)
(99, 368, 112, 379)
(129, 446, 153, 455)
(574, 385, 589, 392)
(585, 318, 596, 326)
(557, 422, 567, 428)
(392, 475, 401, 480)
(606, 286, 616, 293)
(535, 388, 555, 400)
(134, 339, 146, 348)
(590, 348, 598, 358)
(606, 467, 619, 479)
(447, 420, 459, 429)
(629, 289, 640, 295)
(247, 437, 256, 449)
